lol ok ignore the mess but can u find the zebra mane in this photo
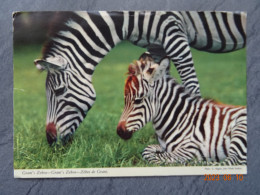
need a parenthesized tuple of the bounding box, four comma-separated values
(127, 62, 140, 76)
(127, 58, 156, 76)
(41, 12, 77, 59)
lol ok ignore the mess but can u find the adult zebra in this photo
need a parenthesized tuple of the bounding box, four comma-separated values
(34, 11, 246, 145)
(117, 53, 247, 165)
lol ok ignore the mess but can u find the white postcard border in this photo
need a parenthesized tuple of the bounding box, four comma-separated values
(14, 166, 247, 178)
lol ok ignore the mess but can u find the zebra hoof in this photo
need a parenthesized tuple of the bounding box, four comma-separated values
(46, 123, 57, 146)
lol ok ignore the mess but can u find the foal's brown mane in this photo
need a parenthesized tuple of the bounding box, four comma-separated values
(124, 60, 147, 96)
(126, 57, 155, 76)
(124, 74, 139, 96)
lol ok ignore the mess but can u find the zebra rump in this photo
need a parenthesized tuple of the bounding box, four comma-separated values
(117, 53, 247, 165)
(33, 11, 246, 145)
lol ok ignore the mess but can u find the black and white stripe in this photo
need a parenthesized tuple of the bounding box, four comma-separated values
(117, 53, 247, 165)
(182, 11, 246, 52)
(34, 11, 246, 144)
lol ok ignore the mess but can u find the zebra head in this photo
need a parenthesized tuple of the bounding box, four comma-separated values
(34, 56, 96, 145)
(117, 53, 170, 140)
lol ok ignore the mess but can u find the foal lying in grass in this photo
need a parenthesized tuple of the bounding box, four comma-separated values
(117, 53, 247, 165)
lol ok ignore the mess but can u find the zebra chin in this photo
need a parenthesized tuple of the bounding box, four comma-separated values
(116, 121, 134, 140)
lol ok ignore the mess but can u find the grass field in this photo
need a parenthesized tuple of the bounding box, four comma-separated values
(13, 41, 246, 169)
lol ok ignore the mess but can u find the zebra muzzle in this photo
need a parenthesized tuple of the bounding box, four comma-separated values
(46, 122, 57, 145)
(117, 121, 133, 140)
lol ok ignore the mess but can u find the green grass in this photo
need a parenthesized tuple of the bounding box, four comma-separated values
(13, 41, 246, 169)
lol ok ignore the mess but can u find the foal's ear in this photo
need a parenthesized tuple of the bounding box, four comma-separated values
(149, 57, 170, 82)
(34, 56, 67, 71)
(159, 57, 170, 71)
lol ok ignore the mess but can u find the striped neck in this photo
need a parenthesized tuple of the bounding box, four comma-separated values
(42, 11, 126, 79)
(152, 76, 198, 130)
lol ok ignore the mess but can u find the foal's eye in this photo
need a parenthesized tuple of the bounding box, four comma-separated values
(54, 86, 67, 96)
(134, 98, 143, 104)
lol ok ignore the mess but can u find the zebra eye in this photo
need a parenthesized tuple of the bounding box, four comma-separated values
(54, 86, 67, 96)
(134, 98, 143, 104)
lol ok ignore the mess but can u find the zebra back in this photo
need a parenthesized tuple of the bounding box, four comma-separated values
(182, 11, 246, 52)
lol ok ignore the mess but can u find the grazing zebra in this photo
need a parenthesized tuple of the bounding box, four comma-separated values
(33, 11, 246, 145)
(117, 53, 247, 165)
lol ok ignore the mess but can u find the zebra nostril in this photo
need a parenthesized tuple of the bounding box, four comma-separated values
(117, 121, 126, 131)
(117, 121, 133, 140)
(46, 122, 57, 145)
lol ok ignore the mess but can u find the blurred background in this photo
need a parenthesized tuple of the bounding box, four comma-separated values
(13, 12, 55, 46)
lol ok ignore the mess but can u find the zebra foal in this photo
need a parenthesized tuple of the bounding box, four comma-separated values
(117, 53, 247, 165)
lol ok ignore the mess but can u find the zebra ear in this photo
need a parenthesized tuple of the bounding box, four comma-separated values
(149, 57, 170, 82)
(34, 56, 67, 71)
(159, 57, 170, 71)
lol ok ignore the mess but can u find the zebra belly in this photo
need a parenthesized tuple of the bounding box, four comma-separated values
(129, 38, 163, 50)
(192, 34, 245, 52)
(131, 40, 167, 62)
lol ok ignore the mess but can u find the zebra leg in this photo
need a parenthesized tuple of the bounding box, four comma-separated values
(142, 145, 190, 165)
(221, 123, 247, 165)
(142, 145, 169, 164)
(222, 114, 247, 165)
(208, 116, 247, 166)
(163, 32, 201, 96)
(206, 153, 247, 166)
